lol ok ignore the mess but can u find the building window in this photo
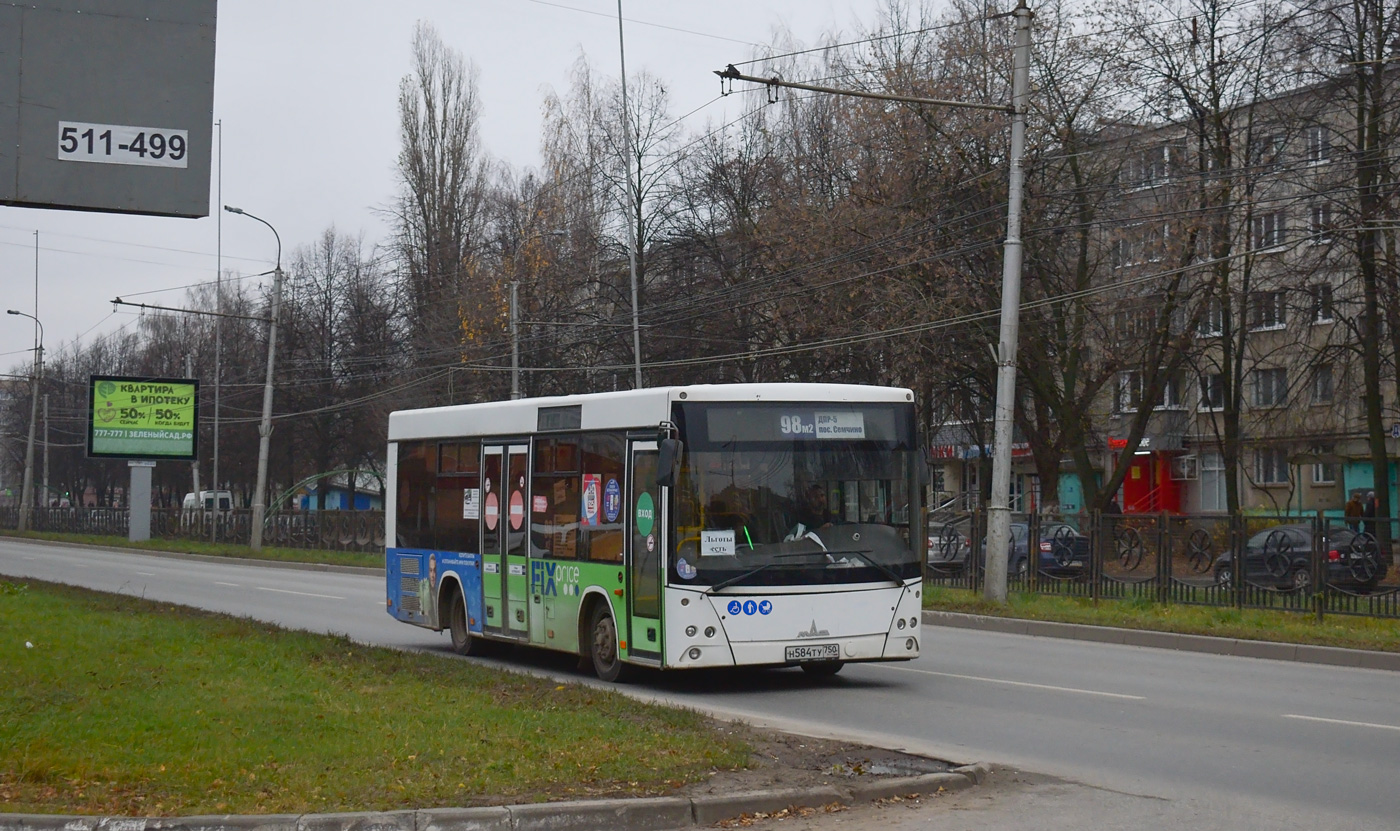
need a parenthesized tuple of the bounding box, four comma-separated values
(1253, 210, 1287, 250)
(1313, 463, 1337, 485)
(1201, 450, 1227, 511)
(1310, 283, 1334, 323)
(1123, 143, 1173, 189)
(1254, 447, 1290, 485)
(1200, 373, 1225, 410)
(1309, 202, 1334, 243)
(1312, 365, 1334, 404)
(1198, 297, 1224, 336)
(1249, 290, 1287, 330)
(1250, 133, 1285, 171)
(1253, 367, 1287, 408)
(1305, 125, 1330, 164)
(1117, 370, 1143, 413)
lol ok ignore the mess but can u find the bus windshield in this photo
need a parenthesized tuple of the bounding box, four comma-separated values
(670, 401, 921, 588)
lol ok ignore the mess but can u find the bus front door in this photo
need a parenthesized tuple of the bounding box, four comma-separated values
(627, 440, 663, 664)
(482, 443, 531, 639)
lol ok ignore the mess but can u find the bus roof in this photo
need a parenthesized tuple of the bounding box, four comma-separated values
(387, 383, 913, 441)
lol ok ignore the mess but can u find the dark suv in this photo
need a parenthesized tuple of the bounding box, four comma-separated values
(1213, 524, 1389, 591)
(980, 521, 1091, 577)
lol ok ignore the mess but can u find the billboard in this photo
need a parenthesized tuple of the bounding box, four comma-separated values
(0, 1, 217, 218)
(87, 375, 199, 461)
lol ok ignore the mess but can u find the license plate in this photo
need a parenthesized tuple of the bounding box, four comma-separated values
(785, 643, 839, 662)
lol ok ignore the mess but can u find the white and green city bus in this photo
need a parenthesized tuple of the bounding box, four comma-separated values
(385, 383, 925, 680)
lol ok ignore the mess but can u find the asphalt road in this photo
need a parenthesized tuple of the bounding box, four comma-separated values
(4, 538, 1398, 829)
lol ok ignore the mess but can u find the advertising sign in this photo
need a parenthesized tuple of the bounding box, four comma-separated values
(87, 375, 198, 460)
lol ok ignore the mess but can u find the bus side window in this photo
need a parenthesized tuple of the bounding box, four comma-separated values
(580, 432, 625, 563)
(396, 440, 436, 548)
(435, 441, 479, 553)
(532, 437, 580, 559)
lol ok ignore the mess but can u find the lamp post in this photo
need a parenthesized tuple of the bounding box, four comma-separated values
(224, 205, 283, 551)
(6, 309, 42, 532)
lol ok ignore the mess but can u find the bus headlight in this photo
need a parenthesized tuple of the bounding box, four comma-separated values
(685, 625, 697, 637)
(704, 626, 716, 638)
(906, 638, 916, 651)
(688, 647, 702, 660)
(910, 617, 919, 628)
(897, 618, 907, 629)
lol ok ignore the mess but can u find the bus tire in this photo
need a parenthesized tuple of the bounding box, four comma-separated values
(447, 590, 486, 656)
(800, 661, 845, 677)
(588, 604, 629, 683)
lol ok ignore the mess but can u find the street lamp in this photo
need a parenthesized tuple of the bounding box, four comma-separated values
(224, 205, 283, 551)
(6, 309, 42, 532)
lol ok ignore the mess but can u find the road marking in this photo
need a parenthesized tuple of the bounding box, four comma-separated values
(1283, 714, 1400, 732)
(214, 581, 241, 587)
(135, 571, 155, 576)
(879, 664, 1145, 700)
(257, 586, 344, 600)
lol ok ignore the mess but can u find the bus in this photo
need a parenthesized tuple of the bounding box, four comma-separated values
(384, 383, 925, 680)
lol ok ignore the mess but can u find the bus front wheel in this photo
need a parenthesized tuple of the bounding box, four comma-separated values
(588, 605, 629, 682)
(447, 591, 487, 656)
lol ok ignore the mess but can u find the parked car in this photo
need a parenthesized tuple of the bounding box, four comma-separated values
(1213, 524, 1389, 591)
(981, 521, 1091, 577)
(927, 522, 971, 573)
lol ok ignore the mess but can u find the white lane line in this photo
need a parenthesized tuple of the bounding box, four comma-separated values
(879, 664, 1145, 700)
(135, 571, 155, 576)
(257, 586, 345, 600)
(1283, 714, 1400, 732)
(214, 581, 241, 587)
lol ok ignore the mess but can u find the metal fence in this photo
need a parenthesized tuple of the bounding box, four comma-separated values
(0, 506, 385, 553)
(925, 510, 1400, 620)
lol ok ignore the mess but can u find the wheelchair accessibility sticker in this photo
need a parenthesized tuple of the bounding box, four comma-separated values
(726, 599, 773, 616)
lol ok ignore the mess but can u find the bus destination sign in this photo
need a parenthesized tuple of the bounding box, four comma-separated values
(87, 375, 199, 461)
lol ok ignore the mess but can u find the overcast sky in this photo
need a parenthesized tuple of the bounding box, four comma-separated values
(0, 0, 919, 371)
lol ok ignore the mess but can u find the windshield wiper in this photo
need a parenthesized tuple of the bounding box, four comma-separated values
(821, 548, 905, 586)
(704, 551, 827, 594)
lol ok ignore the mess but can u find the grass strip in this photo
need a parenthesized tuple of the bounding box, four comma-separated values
(923, 584, 1400, 653)
(0, 530, 381, 570)
(0, 580, 748, 817)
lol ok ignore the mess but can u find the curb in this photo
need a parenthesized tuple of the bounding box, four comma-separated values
(922, 609, 1400, 672)
(0, 534, 381, 577)
(0, 767, 986, 831)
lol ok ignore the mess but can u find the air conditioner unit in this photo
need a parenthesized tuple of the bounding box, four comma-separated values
(1171, 454, 1199, 481)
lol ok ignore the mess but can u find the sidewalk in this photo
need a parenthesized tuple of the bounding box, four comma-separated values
(921, 609, 1400, 671)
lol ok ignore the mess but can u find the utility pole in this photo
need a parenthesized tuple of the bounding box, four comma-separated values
(186, 353, 200, 502)
(42, 393, 48, 508)
(223, 204, 282, 551)
(716, 2, 1033, 603)
(983, 1, 1033, 604)
(510, 280, 521, 399)
(7, 309, 42, 532)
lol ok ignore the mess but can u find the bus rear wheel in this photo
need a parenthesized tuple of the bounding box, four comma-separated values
(588, 604, 629, 682)
(447, 590, 487, 656)
(800, 661, 845, 677)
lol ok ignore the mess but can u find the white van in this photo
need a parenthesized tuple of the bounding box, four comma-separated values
(182, 490, 233, 512)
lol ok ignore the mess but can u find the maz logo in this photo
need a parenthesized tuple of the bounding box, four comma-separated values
(796, 620, 830, 638)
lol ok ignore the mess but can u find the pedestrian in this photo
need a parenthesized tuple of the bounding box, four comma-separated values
(1345, 492, 1363, 533)
(1362, 491, 1377, 537)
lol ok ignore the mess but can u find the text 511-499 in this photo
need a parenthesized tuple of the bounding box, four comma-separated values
(57, 121, 188, 169)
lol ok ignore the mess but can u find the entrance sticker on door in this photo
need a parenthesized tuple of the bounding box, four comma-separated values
(463, 488, 480, 520)
(635, 492, 655, 536)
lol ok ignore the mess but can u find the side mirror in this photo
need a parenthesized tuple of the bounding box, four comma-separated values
(657, 438, 683, 488)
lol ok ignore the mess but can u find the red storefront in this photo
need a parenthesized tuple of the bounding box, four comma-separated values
(1109, 438, 1183, 514)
